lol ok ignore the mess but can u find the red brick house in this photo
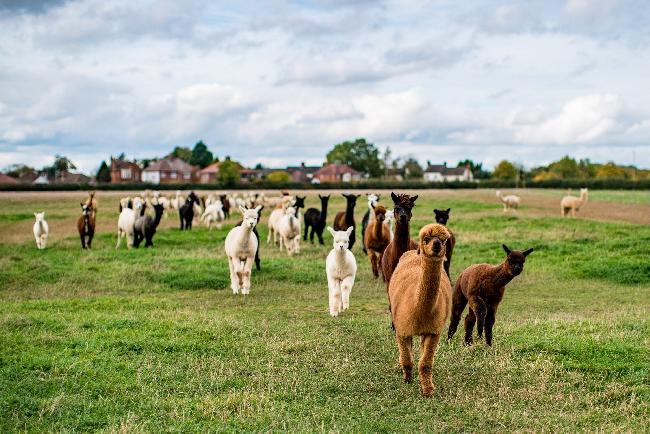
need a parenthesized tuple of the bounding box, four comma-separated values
(0, 173, 19, 184)
(197, 162, 220, 184)
(312, 163, 361, 183)
(141, 157, 197, 184)
(110, 157, 142, 183)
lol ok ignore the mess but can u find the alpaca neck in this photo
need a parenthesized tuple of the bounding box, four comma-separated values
(237, 224, 254, 248)
(333, 247, 348, 264)
(395, 219, 410, 251)
(416, 256, 443, 313)
(345, 205, 355, 225)
(373, 217, 384, 239)
(153, 209, 163, 228)
(319, 201, 328, 225)
(491, 263, 515, 288)
(38, 220, 45, 233)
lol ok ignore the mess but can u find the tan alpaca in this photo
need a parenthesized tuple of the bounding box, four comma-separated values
(388, 223, 452, 397)
(496, 190, 520, 212)
(561, 188, 588, 217)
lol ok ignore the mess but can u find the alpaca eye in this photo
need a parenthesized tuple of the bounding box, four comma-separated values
(423, 237, 430, 243)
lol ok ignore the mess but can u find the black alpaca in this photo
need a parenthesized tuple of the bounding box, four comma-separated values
(134, 203, 165, 248)
(303, 194, 330, 244)
(219, 194, 230, 219)
(179, 192, 200, 230)
(235, 206, 264, 271)
(333, 193, 360, 249)
(293, 196, 306, 215)
(433, 208, 456, 278)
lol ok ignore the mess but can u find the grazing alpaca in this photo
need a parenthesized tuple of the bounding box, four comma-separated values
(433, 208, 456, 278)
(496, 190, 520, 212)
(116, 200, 136, 249)
(381, 193, 419, 285)
(389, 224, 452, 397)
(201, 201, 225, 230)
(278, 206, 301, 255)
(77, 202, 96, 249)
(448, 245, 533, 346)
(179, 192, 200, 230)
(303, 194, 330, 245)
(224, 205, 262, 295)
(364, 205, 391, 278)
(32, 212, 49, 250)
(361, 193, 380, 254)
(333, 193, 360, 249)
(561, 188, 588, 217)
(235, 205, 264, 271)
(219, 194, 231, 219)
(133, 203, 164, 248)
(326, 226, 356, 317)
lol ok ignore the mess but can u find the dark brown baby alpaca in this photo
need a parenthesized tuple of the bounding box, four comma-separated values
(447, 244, 533, 346)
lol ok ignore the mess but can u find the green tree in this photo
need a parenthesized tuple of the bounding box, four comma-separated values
(267, 171, 291, 183)
(596, 162, 627, 179)
(548, 156, 580, 178)
(96, 161, 111, 183)
(492, 160, 518, 180)
(254, 163, 264, 170)
(326, 138, 383, 178)
(189, 141, 214, 168)
(170, 146, 192, 162)
(53, 154, 76, 172)
(4, 164, 35, 178)
(217, 157, 241, 186)
(402, 157, 423, 179)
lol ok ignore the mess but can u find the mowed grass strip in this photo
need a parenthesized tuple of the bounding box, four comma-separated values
(0, 191, 648, 432)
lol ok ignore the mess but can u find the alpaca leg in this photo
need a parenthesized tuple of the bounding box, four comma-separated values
(572, 207, 576, 218)
(447, 291, 468, 341)
(317, 229, 324, 245)
(464, 308, 476, 345)
(227, 257, 239, 294)
(419, 334, 441, 397)
(485, 306, 497, 346)
(369, 250, 378, 278)
(116, 229, 122, 249)
(267, 228, 273, 245)
(341, 275, 354, 311)
(303, 223, 309, 241)
(87, 231, 93, 249)
(328, 277, 341, 316)
(40, 235, 47, 249)
(80, 233, 86, 249)
(294, 235, 300, 253)
(469, 296, 488, 338)
(241, 258, 253, 295)
(397, 335, 413, 383)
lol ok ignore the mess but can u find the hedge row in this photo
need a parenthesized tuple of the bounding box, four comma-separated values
(2, 178, 650, 191)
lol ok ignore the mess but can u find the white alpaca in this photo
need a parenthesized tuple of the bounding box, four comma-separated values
(384, 209, 395, 241)
(278, 206, 301, 255)
(496, 190, 520, 212)
(267, 208, 284, 245)
(561, 188, 588, 217)
(201, 201, 225, 229)
(33, 212, 49, 249)
(326, 226, 357, 317)
(170, 190, 185, 210)
(116, 205, 137, 249)
(224, 205, 262, 295)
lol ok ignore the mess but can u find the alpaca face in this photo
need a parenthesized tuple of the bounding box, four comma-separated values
(80, 203, 92, 216)
(433, 208, 451, 225)
(34, 212, 45, 222)
(384, 210, 394, 224)
(284, 206, 297, 217)
(241, 206, 261, 228)
(342, 193, 359, 208)
(318, 194, 330, 205)
(391, 193, 418, 224)
(373, 205, 387, 223)
(419, 224, 450, 259)
(502, 244, 533, 276)
(327, 226, 352, 252)
(366, 193, 379, 208)
(293, 196, 306, 210)
(187, 192, 199, 205)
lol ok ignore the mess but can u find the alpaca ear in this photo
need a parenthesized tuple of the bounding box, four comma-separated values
(238, 205, 246, 214)
(502, 244, 511, 255)
(254, 205, 262, 213)
(446, 208, 451, 213)
(416, 247, 420, 254)
(34, 212, 38, 217)
(523, 248, 534, 257)
(376, 194, 381, 200)
(410, 195, 419, 205)
(342, 193, 349, 199)
(345, 226, 353, 237)
(327, 226, 336, 237)
(391, 192, 399, 204)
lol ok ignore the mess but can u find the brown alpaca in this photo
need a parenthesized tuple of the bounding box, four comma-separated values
(447, 244, 533, 346)
(389, 223, 452, 397)
(77, 202, 96, 249)
(381, 193, 418, 285)
(363, 204, 390, 278)
(85, 191, 97, 217)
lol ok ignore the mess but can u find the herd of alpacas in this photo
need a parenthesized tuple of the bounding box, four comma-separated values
(30, 188, 591, 396)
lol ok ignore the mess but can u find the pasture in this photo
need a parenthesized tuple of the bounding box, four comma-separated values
(1, 189, 648, 432)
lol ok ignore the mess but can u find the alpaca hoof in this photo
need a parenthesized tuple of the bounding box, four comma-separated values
(421, 384, 435, 397)
(403, 369, 412, 383)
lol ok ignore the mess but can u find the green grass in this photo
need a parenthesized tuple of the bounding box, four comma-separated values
(1, 192, 648, 432)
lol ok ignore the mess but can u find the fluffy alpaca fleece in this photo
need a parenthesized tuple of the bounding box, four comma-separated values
(561, 188, 588, 217)
(33, 212, 49, 249)
(447, 244, 533, 346)
(363, 204, 391, 278)
(234, 206, 264, 271)
(433, 208, 456, 278)
(201, 201, 225, 230)
(361, 193, 380, 254)
(326, 226, 356, 317)
(333, 194, 360, 249)
(224, 205, 262, 295)
(77, 202, 96, 249)
(496, 190, 520, 212)
(389, 223, 452, 397)
(267, 208, 284, 246)
(116, 202, 136, 249)
(278, 206, 301, 255)
(381, 193, 419, 285)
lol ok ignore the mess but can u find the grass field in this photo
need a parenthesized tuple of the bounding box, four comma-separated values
(1, 189, 649, 432)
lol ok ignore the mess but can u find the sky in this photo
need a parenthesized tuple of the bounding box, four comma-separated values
(1, 0, 649, 175)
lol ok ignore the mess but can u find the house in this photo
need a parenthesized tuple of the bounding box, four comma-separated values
(110, 157, 141, 183)
(286, 163, 320, 183)
(424, 162, 473, 182)
(312, 163, 361, 183)
(197, 162, 220, 184)
(240, 168, 263, 183)
(31, 170, 92, 184)
(0, 173, 19, 184)
(141, 157, 197, 184)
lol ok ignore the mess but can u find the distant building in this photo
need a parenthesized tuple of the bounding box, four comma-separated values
(312, 163, 361, 183)
(424, 162, 473, 182)
(286, 163, 320, 183)
(142, 157, 197, 184)
(240, 168, 263, 183)
(56, 171, 92, 184)
(110, 157, 141, 184)
(197, 162, 220, 184)
(0, 173, 19, 184)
